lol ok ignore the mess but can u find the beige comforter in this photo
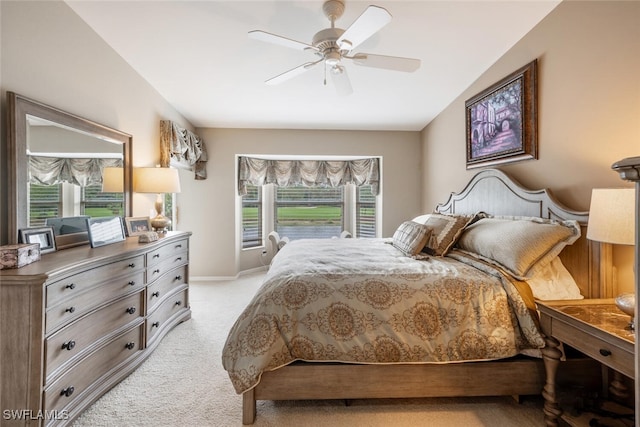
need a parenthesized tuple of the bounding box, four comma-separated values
(222, 238, 545, 394)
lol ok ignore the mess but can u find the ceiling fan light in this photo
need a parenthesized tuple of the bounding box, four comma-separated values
(325, 50, 341, 66)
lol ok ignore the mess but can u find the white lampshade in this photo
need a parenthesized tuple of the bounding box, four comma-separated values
(133, 167, 181, 194)
(587, 188, 635, 245)
(102, 167, 123, 192)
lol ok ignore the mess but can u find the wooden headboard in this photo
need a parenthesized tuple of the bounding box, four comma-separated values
(434, 169, 606, 299)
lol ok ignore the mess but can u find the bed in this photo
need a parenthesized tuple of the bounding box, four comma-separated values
(223, 168, 607, 425)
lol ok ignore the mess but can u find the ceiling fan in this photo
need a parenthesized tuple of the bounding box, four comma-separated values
(249, 0, 421, 95)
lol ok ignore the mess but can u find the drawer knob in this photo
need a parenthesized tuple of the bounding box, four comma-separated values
(599, 348, 612, 357)
(65, 307, 76, 314)
(152, 321, 160, 328)
(128, 280, 136, 286)
(153, 269, 160, 274)
(176, 257, 182, 261)
(60, 386, 75, 397)
(61, 340, 76, 351)
(125, 342, 136, 350)
(128, 263, 135, 268)
(65, 283, 76, 290)
(126, 307, 136, 315)
(175, 300, 182, 306)
(175, 275, 183, 281)
(152, 291, 160, 298)
(153, 254, 160, 258)
(176, 244, 182, 249)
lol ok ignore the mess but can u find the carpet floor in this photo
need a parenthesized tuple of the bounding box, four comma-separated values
(72, 272, 546, 426)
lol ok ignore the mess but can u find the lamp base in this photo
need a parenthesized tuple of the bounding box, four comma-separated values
(614, 293, 635, 330)
(150, 215, 171, 234)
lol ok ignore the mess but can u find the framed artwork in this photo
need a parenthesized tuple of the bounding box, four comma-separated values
(86, 216, 126, 248)
(18, 226, 57, 254)
(465, 59, 538, 169)
(124, 216, 152, 236)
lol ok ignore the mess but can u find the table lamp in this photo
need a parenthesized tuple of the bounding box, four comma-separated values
(101, 167, 124, 193)
(133, 167, 181, 233)
(587, 188, 636, 328)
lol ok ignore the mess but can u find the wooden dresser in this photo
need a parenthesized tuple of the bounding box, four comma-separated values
(0, 231, 191, 426)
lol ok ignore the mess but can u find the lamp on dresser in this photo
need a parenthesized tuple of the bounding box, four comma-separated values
(587, 188, 636, 328)
(101, 166, 124, 192)
(133, 167, 181, 232)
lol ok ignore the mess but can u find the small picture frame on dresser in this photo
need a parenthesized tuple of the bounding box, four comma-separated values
(87, 216, 126, 248)
(124, 216, 152, 237)
(18, 226, 57, 254)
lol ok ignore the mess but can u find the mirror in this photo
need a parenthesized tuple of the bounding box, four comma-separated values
(7, 92, 132, 247)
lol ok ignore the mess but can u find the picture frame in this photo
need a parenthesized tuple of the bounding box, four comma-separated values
(465, 59, 538, 169)
(18, 226, 57, 254)
(124, 216, 152, 236)
(46, 215, 90, 250)
(86, 216, 126, 248)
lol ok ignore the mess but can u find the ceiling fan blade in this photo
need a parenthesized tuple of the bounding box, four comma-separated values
(265, 60, 322, 85)
(330, 65, 353, 96)
(249, 30, 318, 52)
(351, 53, 421, 72)
(336, 5, 392, 51)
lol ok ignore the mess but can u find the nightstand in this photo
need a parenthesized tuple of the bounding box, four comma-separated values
(537, 299, 635, 426)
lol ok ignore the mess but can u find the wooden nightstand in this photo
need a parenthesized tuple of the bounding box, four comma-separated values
(537, 299, 635, 426)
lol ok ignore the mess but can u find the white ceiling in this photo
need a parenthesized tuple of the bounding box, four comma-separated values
(65, 1, 560, 131)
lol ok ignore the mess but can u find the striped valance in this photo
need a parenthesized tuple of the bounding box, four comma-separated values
(160, 120, 208, 180)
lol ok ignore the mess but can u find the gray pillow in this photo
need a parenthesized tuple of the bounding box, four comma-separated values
(392, 221, 432, 257)
(456, 216, 581, 279)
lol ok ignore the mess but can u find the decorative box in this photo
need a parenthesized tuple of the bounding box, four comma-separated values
(0, 243, 41, 270)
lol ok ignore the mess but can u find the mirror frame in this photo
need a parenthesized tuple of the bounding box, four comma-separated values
(7, 91, 132, 245)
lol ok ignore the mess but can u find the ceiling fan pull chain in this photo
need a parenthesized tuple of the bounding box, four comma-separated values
(324, 63, 327, 86)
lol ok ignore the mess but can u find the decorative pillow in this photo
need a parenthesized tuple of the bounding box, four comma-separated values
(392, 221, 433, 257)
(456, 216, 581, 279)
(526, 257, 583, 300)
(413, 213, 475, 256)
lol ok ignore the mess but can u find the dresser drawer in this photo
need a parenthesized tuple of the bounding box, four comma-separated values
(147, 287, 189, 344)
(45, 271, 145, 334)
(551, 318, 634, 378)
(147, 265, 188, 312)
(45, 291, 144, 381)
(43, 324, 143, 413)
(146, 238, 188, 268)
(46, 255, 145, 308)
(147, 252, 188, 284)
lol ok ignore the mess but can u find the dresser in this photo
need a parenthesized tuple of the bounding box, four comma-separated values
(0, 231, 191, 426)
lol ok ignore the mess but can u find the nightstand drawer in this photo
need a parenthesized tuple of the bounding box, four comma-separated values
(551, 317, 634, 378)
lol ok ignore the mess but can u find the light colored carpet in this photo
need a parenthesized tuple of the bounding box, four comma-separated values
(72, 272, 546, 426)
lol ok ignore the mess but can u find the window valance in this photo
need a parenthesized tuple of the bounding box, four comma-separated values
(160, 120, 208, 180)
(237, 156, 380, 196)
(29, 156, 122, 187)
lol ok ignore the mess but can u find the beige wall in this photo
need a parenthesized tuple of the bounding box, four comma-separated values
(184, 128, 422, 277)
(0, 1, 191, 242)
(421, 1, 640, 293)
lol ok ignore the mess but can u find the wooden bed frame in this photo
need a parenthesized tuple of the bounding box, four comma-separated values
(241, 168, 606, 424)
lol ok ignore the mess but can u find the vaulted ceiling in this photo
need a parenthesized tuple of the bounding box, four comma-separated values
(66, 1, 560, 131)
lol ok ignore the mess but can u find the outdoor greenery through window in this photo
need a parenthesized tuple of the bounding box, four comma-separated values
(28, 183, 124, 227)
(275, 186, 344, 240)
(356, 185, 376, 238)
(242, 184, 262, 248)
(29, 184, 62, 227)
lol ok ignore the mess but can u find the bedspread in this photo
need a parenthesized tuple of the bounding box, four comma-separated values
(222, 238, 545, 394)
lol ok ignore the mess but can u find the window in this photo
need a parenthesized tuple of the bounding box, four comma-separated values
(275, 186, 344, 240)
(356, 185, 377, 238)
(81, 184, 124, 217)
(242, 184, 262, 248)
(29, 184, 62, 227)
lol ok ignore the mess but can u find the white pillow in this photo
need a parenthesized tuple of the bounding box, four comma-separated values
(526, 257, 583, 300)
